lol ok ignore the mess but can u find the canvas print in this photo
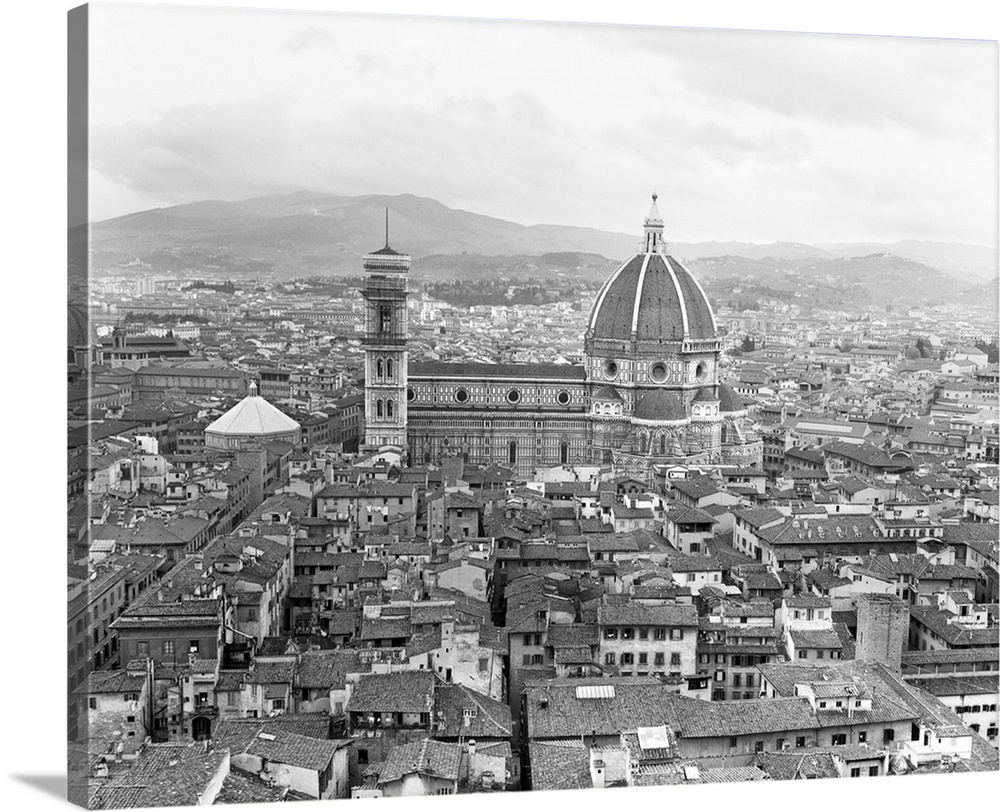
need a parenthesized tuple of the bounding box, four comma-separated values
(67, 3, 999, 809)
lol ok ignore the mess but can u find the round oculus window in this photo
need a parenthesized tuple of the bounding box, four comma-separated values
(455, 388, 469, 404)
(406, 387, 416, 402)
(507, 388, 521, 404)
(603, 360, 619, 380)
(695, 362, 708, 382)
(650, 362, 668, 383)
(556, 390, 570, 406)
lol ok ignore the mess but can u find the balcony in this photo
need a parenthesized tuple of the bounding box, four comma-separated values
(190, 703, 219, 717)
(350, 715, 429, 731)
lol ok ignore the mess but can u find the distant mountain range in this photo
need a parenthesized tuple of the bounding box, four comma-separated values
(86, 190, 998, 285)
(690, 252, 995, 311)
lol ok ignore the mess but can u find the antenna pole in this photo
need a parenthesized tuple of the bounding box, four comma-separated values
(385, 207, 389, 248)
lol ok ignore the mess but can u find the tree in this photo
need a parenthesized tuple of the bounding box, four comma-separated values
(975, 339, 999, 364)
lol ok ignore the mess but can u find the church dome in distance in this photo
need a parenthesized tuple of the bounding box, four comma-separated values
(588, 195, 717, 343)
(634, 389, 687, 422)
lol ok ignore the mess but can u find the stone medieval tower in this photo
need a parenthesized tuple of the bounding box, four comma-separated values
(362, 211, 410, 453)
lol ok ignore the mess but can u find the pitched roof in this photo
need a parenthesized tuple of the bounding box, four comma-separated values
(788, 628, 843, 650)
(528, 740, 592, 791)
(523, 678, 677, 739)
(215, 722, 346, 772)
(670, 696, 819, 738)
(597, 598, 699, 628)
(409, 361, 585, 381)
(295, 650, 363, 690)
(434, 684, 512, 739)
(377, 739, 462, 784)
(346, 671, 435, 714)
(83, 671, 147, 695)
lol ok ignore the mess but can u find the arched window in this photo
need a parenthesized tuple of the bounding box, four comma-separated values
(375, 399, 383, 419)
(659, 434, 666, 455)
(376, 359, 383, 379)
(639, 433, 648, 454)
(378, 305, 392, 335)
(386, 358, 393, 379)
(508, 441, 517, 465)
(386, 399, 394, 419)
(560, 443, 569, 465)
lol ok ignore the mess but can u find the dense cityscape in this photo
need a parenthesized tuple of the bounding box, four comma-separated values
(65, 195, 1000, 807)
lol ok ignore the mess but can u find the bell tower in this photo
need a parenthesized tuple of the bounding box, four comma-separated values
(362, 210, 410, 453)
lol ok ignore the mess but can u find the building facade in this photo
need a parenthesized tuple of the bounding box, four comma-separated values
(363, 197, 762, 478)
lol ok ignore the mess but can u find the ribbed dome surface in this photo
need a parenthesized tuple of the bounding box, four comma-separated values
(593, 385, 623, 402)
(634, 390, 686, 422)
(588, 253, 716, 342)
(718, 383, 746, 413)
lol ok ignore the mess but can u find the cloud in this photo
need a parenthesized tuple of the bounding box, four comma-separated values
(596, 26, 995, 142)
(88, 91, 578, 226)
(85, 12, 997, 247)
(282, 26, 335, 53)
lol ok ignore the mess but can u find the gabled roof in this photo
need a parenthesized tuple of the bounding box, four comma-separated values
(347, 671, 435, 714)
(597, 598, 698, 628)
(434, 683, 512, 739)
(378, 739, 462, 785)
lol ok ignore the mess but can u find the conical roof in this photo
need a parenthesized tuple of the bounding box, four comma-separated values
(205, 390, 300, 437)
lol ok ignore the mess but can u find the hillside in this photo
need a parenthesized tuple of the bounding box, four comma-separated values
(692, 252, 977, 310)
(88, 190, 995, 285)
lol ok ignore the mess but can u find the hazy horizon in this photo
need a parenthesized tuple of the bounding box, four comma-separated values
(88, 5, 999, 249)
(87, 188, 1000, 257)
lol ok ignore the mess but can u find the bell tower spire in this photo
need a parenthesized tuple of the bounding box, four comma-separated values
(361, 210, 410, 455)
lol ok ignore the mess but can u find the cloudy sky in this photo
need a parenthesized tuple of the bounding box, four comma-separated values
(88, 3, 998, 247)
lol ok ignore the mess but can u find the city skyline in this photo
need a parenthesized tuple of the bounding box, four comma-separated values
(58, 5, 1000, 810)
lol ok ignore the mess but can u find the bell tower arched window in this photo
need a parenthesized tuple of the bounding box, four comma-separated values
(386, 399, 394, 419)
(376, 358, 383, 379)
(386, 358, 393, 379)
(375, 399, 383, 419)
(378, 304, 392, 335)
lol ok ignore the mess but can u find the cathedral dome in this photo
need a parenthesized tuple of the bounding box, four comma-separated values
(634, 389, 686, 422)
(587, 195, 716, 343)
